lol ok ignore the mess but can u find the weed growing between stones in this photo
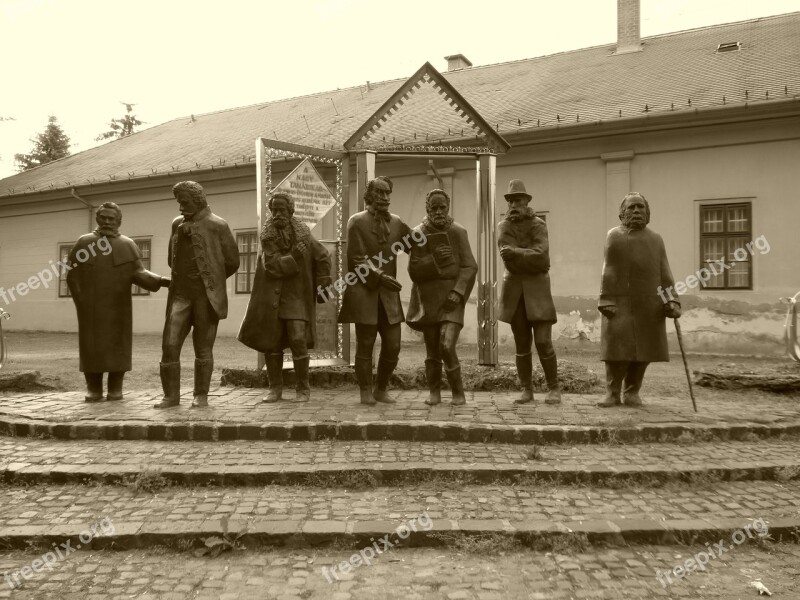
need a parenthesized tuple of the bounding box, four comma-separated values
(124, 468, 169, 494)
(428, 532, 523, 555)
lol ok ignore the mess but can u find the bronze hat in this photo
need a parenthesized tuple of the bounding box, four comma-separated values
(504, 179, 532, 201)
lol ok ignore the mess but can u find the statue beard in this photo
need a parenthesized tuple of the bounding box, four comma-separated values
(273, 217, 289, 229)
(622, 214, 647, 230)
(97, 225, 120, 237)
(431, 214, 451, 230)
(506, 208, 533, 222)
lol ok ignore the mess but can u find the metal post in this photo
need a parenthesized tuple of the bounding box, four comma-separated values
(476, 154, 498, 365)
(355, 151, 376, 213)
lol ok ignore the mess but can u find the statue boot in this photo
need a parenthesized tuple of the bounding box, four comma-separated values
(84, 372, 104, 403)
(597, 361, 626, 407)
(154, 362, 181, 408)
(424, 359, 442, 406)
(293, 355, 311, 402)
(541, 355, 561, 405)
(446, 365, 466, 406)
(263, 353, 284, 403)
(623, 362, 648, 407)
(355, 356, 376, 405)
(373, 358, 398, 404)
(106, 371, 124, 402)
(192, 358, 213, 407)
(513, 352, 534, 405)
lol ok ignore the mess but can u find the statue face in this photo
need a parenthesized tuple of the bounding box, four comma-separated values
(427, 194, 450, 229)
(621, 196, 647, 229)
(176, 191, 200, 219)
(370, 179, 391, 213)
(271, 197, 291, 228)
(506, 195, 530, 220)
(96, 208, 120, 233)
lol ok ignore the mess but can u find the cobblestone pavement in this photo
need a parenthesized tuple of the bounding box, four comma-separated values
(2, 386, 799, 429)
(0, 480, 797, 530)
(2, 438, 800, 484)
(1, 545, 799, 599)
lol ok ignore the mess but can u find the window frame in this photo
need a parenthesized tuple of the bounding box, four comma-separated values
(57, 243, 74, 298)
(698, 201, 752, 291)
(235, 229, 259, 294)
(131, 237, 153, 296)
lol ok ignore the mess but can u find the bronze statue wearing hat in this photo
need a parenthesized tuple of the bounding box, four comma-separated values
(498, 179, 561, 405)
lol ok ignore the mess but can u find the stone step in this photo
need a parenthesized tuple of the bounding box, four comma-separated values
(0, 480, 798, 551)
(2, 388, 798, 446)
(2, 438, 800, 487)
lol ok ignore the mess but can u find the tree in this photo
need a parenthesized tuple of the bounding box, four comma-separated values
(14, 116, 71, 171)
(96, 102, 142, 141)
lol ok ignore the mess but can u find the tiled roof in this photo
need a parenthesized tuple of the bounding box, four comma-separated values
(2, 12, 798, 197)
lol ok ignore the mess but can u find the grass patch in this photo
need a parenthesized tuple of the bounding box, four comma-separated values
(124, 468, 170, 494)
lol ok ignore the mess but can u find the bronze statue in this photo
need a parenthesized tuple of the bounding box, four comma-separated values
(67, 202, 169, 402)
(238, 191, 332, 402)
(154, 181, 239, 409)
(407, 189, 477, 406)
(498, 180, 561, 405)
(338, 176, 412, 405)
(598, 192, 681, 407)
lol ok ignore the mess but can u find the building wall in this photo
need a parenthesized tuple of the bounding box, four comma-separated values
(2, 113, 799, 357)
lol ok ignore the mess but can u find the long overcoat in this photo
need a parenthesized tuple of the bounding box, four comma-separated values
(337, 209, 412, 325)
(237, 219, 331, 352)
(599, 225, 679, 362)
(67, 233, 162, 372)
(497, 215, 557, 323)
(167, 207, 239, 320)
(406, 220, 477, 329)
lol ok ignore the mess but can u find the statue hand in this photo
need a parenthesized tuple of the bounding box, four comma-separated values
(599, 305, 616, 318)
(499, 246, 515, 260)
(380, 273, 402, 292)
(160, 277, 171, 289)
(434, 245, 452, 262)
(442, 291, 462, 313)
(664, 301, 682, 319)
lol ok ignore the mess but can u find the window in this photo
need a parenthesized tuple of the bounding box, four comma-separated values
(236, 231, 258, 293)
(132, 239, 152, 296)
(58, 243, 73, 298)
(699, 202, 751, 289)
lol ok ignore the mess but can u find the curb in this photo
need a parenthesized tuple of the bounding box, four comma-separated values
(2, 416, 799, 445)
(2, 517, 798, 551)
(3, 461, 799, 487)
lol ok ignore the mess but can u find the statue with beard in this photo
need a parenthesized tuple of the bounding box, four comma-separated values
(597, 192, 681, 407)
(155, 181, 239, 409)
(338, 176, 412, 405)
(407, 189, 477, 406)
(67, 202, 169, 402)
(497, 180, 561, 405)
(237, 191, 332, 403)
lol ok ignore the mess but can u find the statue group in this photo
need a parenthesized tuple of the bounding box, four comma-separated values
(69, 178, 680, 409)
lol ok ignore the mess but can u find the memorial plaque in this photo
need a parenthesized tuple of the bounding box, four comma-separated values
(273, 158, 337, 228)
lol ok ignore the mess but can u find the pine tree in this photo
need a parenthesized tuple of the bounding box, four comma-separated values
(96, 102, 143, 141)
(14, 116, 71, 171)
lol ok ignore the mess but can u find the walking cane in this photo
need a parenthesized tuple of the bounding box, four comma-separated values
(0, 308, 10, 371)
(673, 318, 697, 412)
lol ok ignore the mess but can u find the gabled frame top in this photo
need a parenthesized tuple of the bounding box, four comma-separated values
(343, 62, 511, 153)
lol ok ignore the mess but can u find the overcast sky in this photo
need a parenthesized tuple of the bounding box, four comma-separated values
(1, 0, 798, 179)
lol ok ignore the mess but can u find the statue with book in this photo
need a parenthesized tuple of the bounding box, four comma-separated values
(407, 189, 477, 406)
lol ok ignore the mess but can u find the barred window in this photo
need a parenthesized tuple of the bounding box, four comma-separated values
(699, 203, 752, 289)
(132, 239, 152, 296)
(57, 243, 73, 298)
(236, 231, 258, 293)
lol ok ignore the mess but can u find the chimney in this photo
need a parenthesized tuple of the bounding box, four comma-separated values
(615, 0, 642, 54)
(444, 54, 472, 72)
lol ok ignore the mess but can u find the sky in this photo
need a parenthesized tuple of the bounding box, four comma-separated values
(1, 0, 798, 180)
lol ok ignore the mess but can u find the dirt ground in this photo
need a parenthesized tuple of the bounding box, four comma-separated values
(1, 330, 798, 402)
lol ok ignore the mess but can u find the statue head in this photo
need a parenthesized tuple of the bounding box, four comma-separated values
(172, 181, 208, 219)
(425, 188, 451, 230)
(364, 176, 392, 213)
(268, 191, 294, 229)
(504, 179, 533, 222)
(619, 192, 650, 229)
(95, 202, 122, 235)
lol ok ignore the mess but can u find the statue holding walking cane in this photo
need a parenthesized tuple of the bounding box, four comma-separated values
(597, 192, 682, 408)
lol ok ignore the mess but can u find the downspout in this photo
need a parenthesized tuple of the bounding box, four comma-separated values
(71, 188, 93, 230)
